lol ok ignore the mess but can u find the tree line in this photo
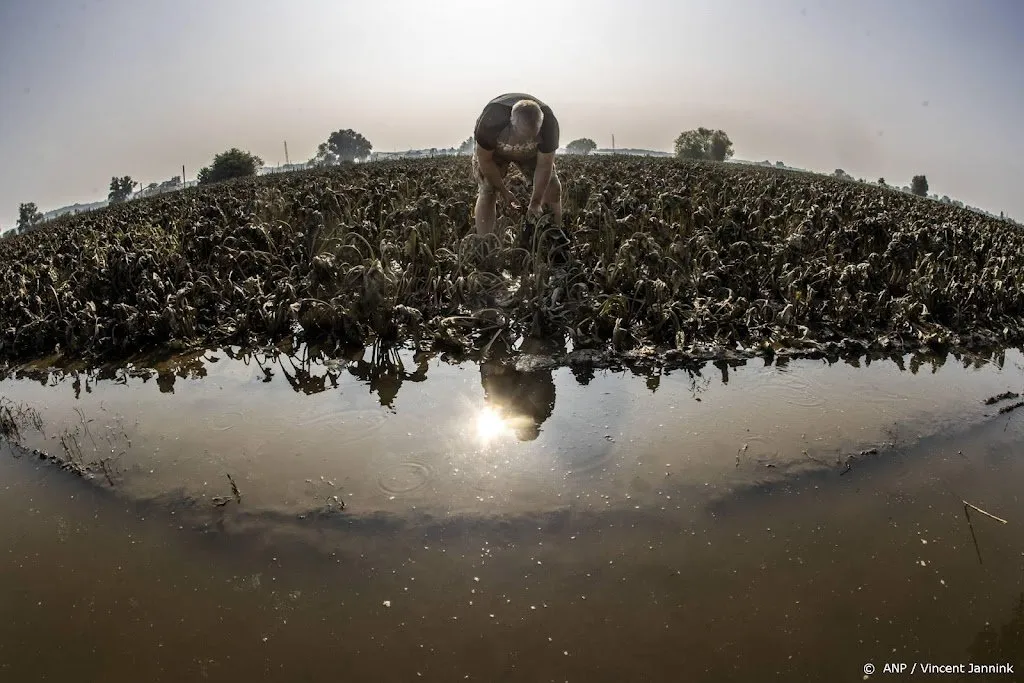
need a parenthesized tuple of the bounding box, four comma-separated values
(5, 124, 1002, 235)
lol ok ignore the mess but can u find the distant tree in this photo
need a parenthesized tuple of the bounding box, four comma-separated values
(833, 168, 852, 179)
(707, 130, 734, 162)
(107, 175, 134, 204)
(566, 138, 598, 155)
(911, 175, 929, 197)
(458, 136, 474, 155)
(16, 202, 44, 233)
(877, 177, 886, 186)
(776, 161, 785, 167)
(197, 148, 263, 186)
(314, 129, 373, 166)
(674, 128, 734, 162)
(312, 144, 336, 167)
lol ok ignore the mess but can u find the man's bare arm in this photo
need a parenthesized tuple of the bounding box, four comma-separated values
(530, 152, 555, 207)
(476, 144, 515, 202)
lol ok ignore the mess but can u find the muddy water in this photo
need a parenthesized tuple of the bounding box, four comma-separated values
(1, 346, 1023, 682)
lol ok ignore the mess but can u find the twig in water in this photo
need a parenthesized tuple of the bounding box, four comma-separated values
(98, 458, 116, 487)
(74, 408, 100, 451)
(227, 474, 242, 503)
(962, 500, 1009, 525)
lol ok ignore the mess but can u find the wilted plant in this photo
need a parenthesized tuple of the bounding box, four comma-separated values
(0, 156, 1021, 367)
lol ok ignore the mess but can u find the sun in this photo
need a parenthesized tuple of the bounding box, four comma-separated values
(475, 406, 512, 444)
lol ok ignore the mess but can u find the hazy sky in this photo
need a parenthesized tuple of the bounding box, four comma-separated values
(2, 0, 1022, 228)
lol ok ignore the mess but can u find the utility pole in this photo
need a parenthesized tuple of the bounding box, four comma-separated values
(612, 134, 616, 154)
(284, 141, 289, 166)
(182, 165, 186, 188)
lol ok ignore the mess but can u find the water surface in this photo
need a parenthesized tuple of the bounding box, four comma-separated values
(1, 345, 1022, 681)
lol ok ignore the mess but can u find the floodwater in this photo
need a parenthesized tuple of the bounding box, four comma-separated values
(1, 343, 1023, 682)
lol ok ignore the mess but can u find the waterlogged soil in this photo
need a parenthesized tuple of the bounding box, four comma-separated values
(1, 345, 1024, 681)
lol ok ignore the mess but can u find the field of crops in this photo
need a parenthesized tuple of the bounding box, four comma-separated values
(1, 156, 1022, 368)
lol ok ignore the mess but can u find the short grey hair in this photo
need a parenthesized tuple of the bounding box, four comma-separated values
(511, 99, 544, 131)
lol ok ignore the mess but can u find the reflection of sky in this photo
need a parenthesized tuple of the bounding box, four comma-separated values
(1, 345, 1021, 521)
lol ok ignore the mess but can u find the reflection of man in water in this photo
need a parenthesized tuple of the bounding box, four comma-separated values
(479, 338, 557, 441)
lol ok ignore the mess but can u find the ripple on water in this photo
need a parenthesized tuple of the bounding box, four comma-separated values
(377, 461, 433, 496)
(294, 401, 389, 445)
(735, 434, 774, 463)
(756, 366, 825, 409)
(203, 410, 245, 432)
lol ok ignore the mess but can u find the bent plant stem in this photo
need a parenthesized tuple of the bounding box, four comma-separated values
(227, 473, 242, 503)
(98, 456, 117, 487)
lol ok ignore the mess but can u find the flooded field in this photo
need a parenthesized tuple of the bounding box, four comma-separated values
(2, 344, 1023, 681)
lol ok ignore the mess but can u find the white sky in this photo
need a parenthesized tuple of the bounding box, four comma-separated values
(1, 0, 1022, 226)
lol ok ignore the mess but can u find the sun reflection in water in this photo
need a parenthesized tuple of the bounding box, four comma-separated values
(475, 406, 514, 444)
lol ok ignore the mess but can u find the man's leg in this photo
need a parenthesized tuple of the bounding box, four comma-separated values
(475, 187, 499, 236)
(542, 166, 562, 225)
(473, 150, 503, 236)
(472, 151, 497, 235)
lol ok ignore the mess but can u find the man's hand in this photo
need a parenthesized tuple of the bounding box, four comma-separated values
(527, 200, 544, 219)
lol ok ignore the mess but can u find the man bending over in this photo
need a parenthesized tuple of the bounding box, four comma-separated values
(471, 93, 561, 236)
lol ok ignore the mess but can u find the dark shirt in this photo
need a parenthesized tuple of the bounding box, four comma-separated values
(474, 93, 560, 156)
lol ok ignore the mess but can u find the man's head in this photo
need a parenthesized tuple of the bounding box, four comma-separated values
(510, 99, 544, 138)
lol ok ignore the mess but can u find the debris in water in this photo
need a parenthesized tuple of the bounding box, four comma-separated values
(227, 473, 242, 503)
(998, 401, 1024, 415)
(983, 391, 1020, 405)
